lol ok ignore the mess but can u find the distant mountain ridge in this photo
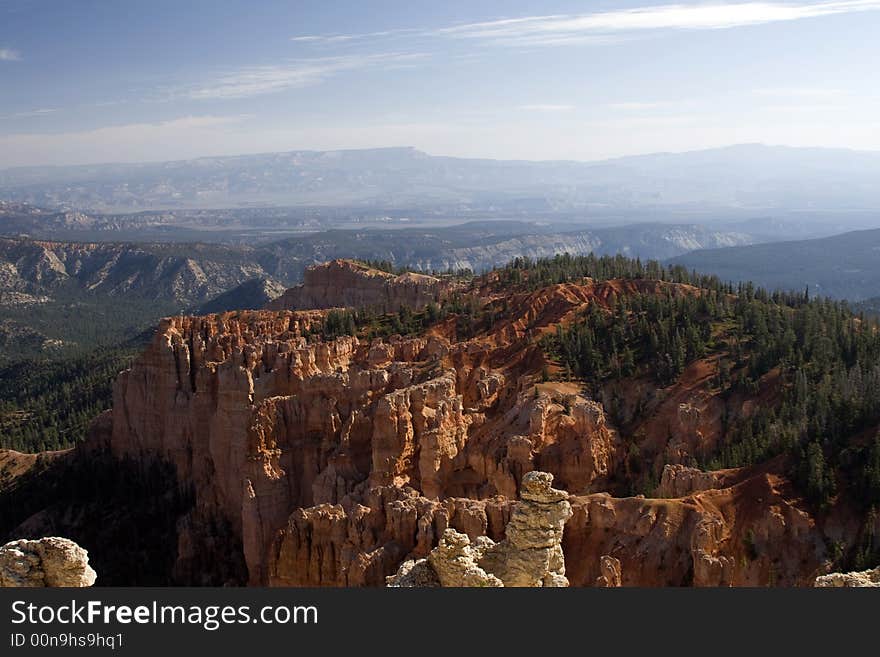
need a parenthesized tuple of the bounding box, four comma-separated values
(2, 144, 879, 212)
(0, 237, 271, 306)
(270, 222, 754, 271)
(0, 221, 755, 306)
(0, 200, 97, 233)
(0, 221, 755, 358)
(671, 227, 880, 301)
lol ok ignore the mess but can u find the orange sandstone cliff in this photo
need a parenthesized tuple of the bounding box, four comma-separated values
(45, 260, 834, 587)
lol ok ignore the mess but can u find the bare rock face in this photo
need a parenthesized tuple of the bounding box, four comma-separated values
(385, 558, 441, 587)
(426, 530, 502, 587)
(656, 464, 720, 498)
(563, 468, 821, 587)
(369, 370, 471, 498)
(0, 537, 97, 587)
(387, 471, 572, 587)
(815, 567, 880, 587)
(90, 300, 618, 585)
(269, 488, 510, 586)
(267, 260, 446, 313)
(595, 555, 622, 587)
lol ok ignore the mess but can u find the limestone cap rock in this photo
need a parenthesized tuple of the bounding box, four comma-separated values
(519, 470, 569, 503)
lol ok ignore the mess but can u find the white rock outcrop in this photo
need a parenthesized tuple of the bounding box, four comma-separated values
(387, 470, 572, 587)
(814, 566, 880, 587)
(0, 537, 97, 587)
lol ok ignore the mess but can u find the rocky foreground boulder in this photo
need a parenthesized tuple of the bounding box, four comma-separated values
(387, 471, 572, 587)
(0, 537, 96, 587)
(814, 566, 880, 587)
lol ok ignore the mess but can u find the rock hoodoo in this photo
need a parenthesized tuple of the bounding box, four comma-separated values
(387, 471, 573, 587)
(0, 537, 97, 587)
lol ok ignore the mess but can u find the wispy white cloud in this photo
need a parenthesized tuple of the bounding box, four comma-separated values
(291, 28, 421, 44)
(608, 101, 668, 111)
(290, 35, 332, 43)
(438, 2, 880, 46)
(184, 53, 423, 100)
(762, 103, 850, 112)
(291, 35, 356, 44)
(291, 2, 880, 49)
(0, 47, 21, 61)
(0, 108, 57, 119)
(753, 87, 846, 97)
(519, 104, 575, 111)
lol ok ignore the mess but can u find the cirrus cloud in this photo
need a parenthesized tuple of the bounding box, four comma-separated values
(0, 108, 57, 119)
(519, 104, 575, 111)
(292, 2, 880, 49)
(437, 1, 880, 46)
(184, 53, 425, 100)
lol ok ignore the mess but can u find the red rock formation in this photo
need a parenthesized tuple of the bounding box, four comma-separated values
(563, 468, 822, 586)
(77, 273, 831, 586)
(595, 555, 622, 587)
(656, 464, 722, 498)
(266, 259, 447, 313)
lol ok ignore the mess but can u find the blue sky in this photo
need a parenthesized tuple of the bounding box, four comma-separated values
(1, 0, 879, 166)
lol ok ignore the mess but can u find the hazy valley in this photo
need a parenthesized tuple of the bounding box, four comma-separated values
(4, 144, 880, 220)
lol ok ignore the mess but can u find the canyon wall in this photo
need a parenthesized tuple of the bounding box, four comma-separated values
(68, 274, 831, 586)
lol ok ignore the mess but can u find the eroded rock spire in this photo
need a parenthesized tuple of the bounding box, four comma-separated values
(387, 471, 573, 587)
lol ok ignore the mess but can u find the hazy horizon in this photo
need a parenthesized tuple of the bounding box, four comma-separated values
(3, 141, 880, 173)
(3, 1, 880, 167)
